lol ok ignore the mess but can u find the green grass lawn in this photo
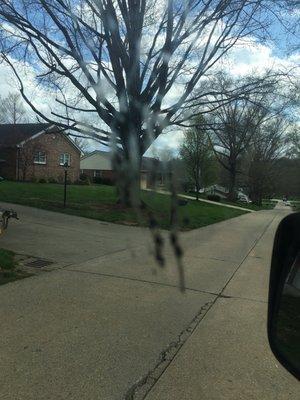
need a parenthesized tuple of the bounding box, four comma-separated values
(185, 192, 276, 211)
(0, 181, 248, 230)
(0, 248, 30, 285)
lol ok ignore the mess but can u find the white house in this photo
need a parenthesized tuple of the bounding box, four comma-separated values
(80, 150, 114, 181)
(80, 150, 159, 187)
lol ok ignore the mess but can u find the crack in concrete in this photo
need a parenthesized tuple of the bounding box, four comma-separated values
(123, 300, 214, 400)
(123, 213, 281, 400)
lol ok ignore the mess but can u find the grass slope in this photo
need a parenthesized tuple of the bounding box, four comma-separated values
(0, 181, 248, 230)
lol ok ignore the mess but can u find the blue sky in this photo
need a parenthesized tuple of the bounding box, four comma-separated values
(0, 2, 299, 155)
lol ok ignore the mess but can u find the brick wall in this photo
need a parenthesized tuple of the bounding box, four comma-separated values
(81, 169, 116, 182)
(0, 147, 17, 180)
(19, 131, 80, 182)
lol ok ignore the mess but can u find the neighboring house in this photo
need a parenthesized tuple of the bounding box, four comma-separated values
(141, 157, 166, 189)
(0, 123, 81, 182)
(201, 184, 251, 202)
(80, 150, 166, 188)
(80, 150, 115, 182)
(236, 190, 251, 203)
(204, 184, 229, 199)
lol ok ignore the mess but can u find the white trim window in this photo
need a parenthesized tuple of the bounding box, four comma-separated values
(59, 153, 71, 166)
(33, 151, 46, 164)
(93, 170, 102, 178)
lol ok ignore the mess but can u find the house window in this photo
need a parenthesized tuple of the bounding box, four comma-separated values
(93, 170, 102, 178)
(34, 151, 46, 164)
(158, 173, 164, 186)
(59, 153, 71, 166)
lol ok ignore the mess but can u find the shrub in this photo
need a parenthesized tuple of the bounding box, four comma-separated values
(178, 199, 188, 206)
(38, 178, 47, 184)
(79, 173, 88, 181)
(74, 179, 88, 185)
(78, 173, 91, 185)
(207, 194, 221, 202)
(93, 176, 114, 185)
(181, 182, 192, 193)
(48, 177, 58, 184)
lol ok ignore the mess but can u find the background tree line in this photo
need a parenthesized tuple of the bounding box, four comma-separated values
(179, 74, 300, 204)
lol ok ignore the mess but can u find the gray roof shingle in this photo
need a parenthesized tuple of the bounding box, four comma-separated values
(0, 123, 52, 147)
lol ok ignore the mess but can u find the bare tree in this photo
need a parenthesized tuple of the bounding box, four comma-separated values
(0, 93, 27, 123)
(73, 137, 89, 154)
(151, 145, 174, 162)
(207, 104, 263, 200)
(287, 128, 300, 158)
(17, 141, 45, 181)
(247, 118, 286, 205)
(0, 0, 275, 197)
(180, 116, 214, 200)
(205, 73, 286, 200)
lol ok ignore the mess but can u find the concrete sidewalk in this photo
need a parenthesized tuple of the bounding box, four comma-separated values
(145, 208, 298, 400)
(0, 203, 298, 399)
(179, 193, 256, 212)
(0, 201, 152, 267)
(145, 188, 256, 212)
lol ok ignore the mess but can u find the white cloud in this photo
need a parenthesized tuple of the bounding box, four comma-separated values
(0, 32, 299, 155)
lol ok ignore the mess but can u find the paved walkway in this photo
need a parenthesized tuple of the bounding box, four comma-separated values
(0, 202, 298, 399)
(145, 189, 256, 212)
(179, 193, 256, 212)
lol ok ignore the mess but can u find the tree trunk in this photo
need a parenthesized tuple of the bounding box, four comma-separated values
(195, 165, 201, 201)
(228, 167, 236, 201)
(113, 133, 143, 208)
(253, 193, 263, 206)
(22, 167, 26, 182)
(195, 181, 199, 201)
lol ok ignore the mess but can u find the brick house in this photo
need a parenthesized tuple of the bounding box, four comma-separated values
(80, 150, 115, 182)
(0, 123, 81, 182)
(80, 150, 165, 188)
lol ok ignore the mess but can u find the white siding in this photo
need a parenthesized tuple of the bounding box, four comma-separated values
(80, 152, 112, 171)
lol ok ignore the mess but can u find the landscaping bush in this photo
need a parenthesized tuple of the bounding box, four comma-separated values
(79, 173, 88, 180)
(207, 194, 221, 202)
(92, 177, 102, 184)
(74, 179, 88, 185)
(78, 173, 91, 185)
(93, 176, 114, 185)
(178, 199, 188, 206)
(181, 182, 192, 193)
(38, 178, 47, 184)
(48, 177, 58, 184)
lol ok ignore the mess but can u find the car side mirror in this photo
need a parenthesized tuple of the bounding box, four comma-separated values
(268, 212, 300, 380)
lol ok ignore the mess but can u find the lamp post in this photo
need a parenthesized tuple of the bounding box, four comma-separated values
(63, 161, 69, 208)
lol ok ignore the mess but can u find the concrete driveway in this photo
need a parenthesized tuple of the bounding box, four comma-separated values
(0, 202, 298, 399)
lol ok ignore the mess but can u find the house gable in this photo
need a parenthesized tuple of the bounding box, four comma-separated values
(19, 126, 82, 155)
(0, 123, 82, 181)
(80, 151, 112, 171)
(19, 129, 80, 182)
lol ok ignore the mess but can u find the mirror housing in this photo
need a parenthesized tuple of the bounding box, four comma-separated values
(268, 212, 300, 380)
